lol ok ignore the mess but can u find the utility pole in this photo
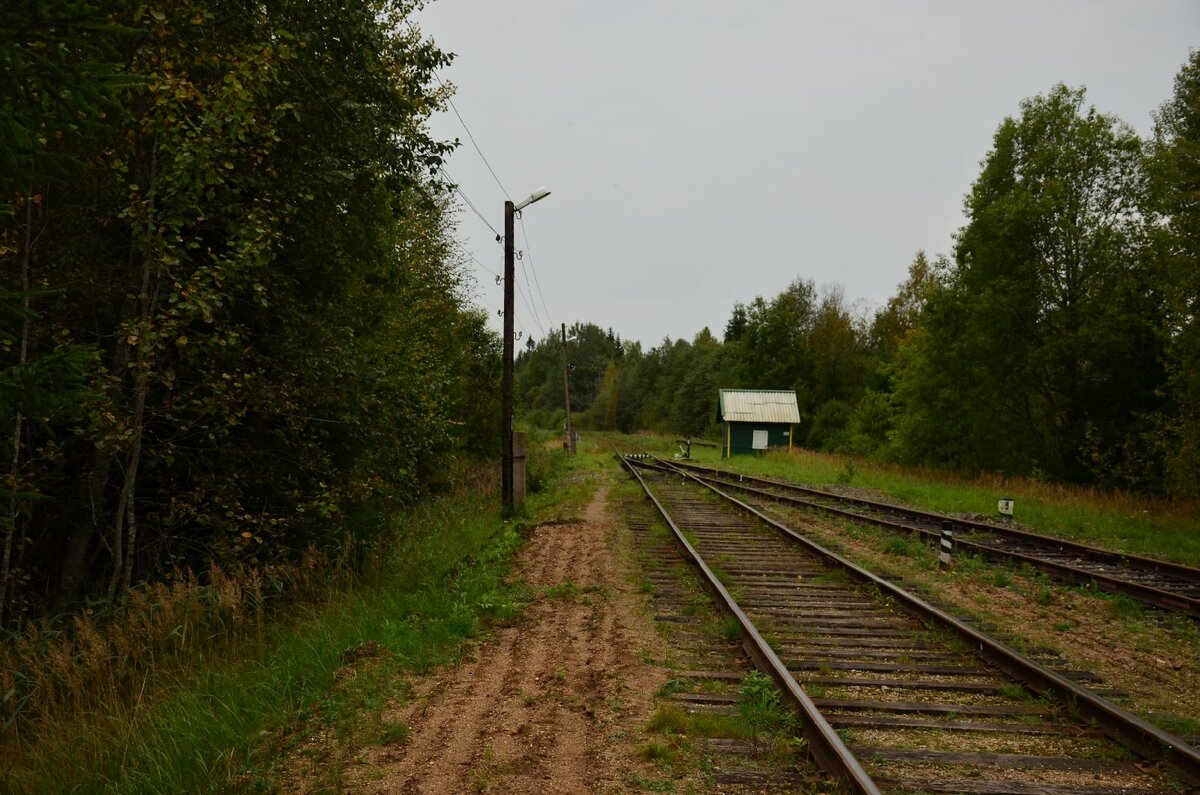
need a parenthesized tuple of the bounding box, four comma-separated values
(501, 199, 515, 511)
(499, 187, 550, 513)
(561, 322, 575, 454)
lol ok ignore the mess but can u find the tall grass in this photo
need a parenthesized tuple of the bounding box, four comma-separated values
(0, 464, 530, 793)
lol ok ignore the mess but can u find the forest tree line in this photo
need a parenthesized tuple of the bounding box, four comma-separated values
(517, 54, 1200, 500)
(0, 1, 500, 625)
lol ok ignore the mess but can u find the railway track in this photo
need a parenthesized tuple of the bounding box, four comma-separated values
(621, 488, 825, 790)
(621, 454, 1200, 794)
(662, 458, 1200, 620)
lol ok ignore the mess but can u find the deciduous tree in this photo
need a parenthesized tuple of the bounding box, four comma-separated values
(892, 85, 1164, 484)
(1151, 49, 1200, 497)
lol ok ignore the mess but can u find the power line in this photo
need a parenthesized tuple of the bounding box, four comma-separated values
(433, 71, 511, 202)
(514, 274, 546, 338)
(443, 171, 553, 337)
(515, 242, 548, 334)
(230, 7, 516, 323)
(465, 250, 500, 278)
(519, 216, 554, 329)
(426, 60, 558, 338)
(466, 241, 547, 341)
(458, 247, 534, 337)
(440, 166, 503, 240)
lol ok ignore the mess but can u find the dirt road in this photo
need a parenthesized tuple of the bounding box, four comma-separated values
(355, 484, 669, 793)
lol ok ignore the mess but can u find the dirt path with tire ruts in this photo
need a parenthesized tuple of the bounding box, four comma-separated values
(354, 485, 671, 794)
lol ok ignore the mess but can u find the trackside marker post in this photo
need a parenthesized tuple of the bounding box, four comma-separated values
(939, 521, 953, 569)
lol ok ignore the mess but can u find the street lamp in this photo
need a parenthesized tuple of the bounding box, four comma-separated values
(502, 187, 551, 513)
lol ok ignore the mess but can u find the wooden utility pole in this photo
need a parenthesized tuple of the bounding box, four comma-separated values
(502, 200, 515, 511)
(500, 187, 549, 511)
(561, 323, 575, 454)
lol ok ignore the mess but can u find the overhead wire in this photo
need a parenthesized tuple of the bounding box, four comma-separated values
(465, 250, 499, 278)
(462, 252, 515, 329)
(513, 271, 546, 338)
(459, 250, 533, 338)
(514, 231, 550, 335)
(257, 7, 554, 339)
(519, 216, 554, 328)
(437, 159, 554, 337)
(447, 187, 546, 338)
(428, 62, 557, 336)
(432, 71, 512, 203)
(439, 166, 504, 241)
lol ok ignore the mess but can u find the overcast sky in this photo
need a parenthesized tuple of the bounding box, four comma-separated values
(414, 1, 1198, 348)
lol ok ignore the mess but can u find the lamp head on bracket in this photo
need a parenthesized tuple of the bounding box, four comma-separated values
(514, 186, 552, 212)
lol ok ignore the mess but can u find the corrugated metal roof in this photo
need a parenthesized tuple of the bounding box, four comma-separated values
(718, 389, 800, 424)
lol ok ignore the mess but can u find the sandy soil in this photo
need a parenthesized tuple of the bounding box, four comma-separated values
(351, 484, 670, 794)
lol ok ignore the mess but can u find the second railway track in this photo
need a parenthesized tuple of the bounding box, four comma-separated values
(663, 458, 1200, 620)
(621, 454, 1200, 794)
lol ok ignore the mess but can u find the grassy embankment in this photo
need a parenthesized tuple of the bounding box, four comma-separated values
(0, 436, 593, 794)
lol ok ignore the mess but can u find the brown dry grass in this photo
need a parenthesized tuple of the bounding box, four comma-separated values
(0, 551, 333, 745)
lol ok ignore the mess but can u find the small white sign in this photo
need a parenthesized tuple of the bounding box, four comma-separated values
(998, 498, 1014, 516)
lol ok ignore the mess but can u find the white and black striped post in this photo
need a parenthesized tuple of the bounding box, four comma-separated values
(938, 521, 954, 569)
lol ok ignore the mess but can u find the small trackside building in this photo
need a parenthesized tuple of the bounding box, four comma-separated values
(717, 389, 801, 458)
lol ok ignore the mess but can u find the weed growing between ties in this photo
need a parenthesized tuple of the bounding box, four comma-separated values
(720, 615, 743, 642)
(642, 672, 806, 766)
(0, 460, 553, 794)
(739, 671, 797, 747)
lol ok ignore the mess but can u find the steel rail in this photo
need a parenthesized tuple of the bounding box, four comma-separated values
(619, 455, 882, 794)
(669, 459, 1200, 579)
(632, 456, 1200, 785)
(704, 470, 1200, 618)
(667, 458, 1200, 619)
